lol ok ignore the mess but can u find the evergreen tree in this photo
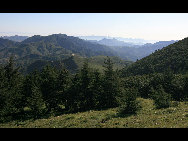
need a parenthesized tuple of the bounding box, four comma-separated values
(90, 69, 103, 110)
(163, 68, 175, 95)
(56, 68, 71, 107)
(0, 57, 24, 118)
(40, 65, 59, 113)
(183, 75, 188, 100)
(66, 60, 93, 112)
(0, 65, 6, 118)
(79, 60, 93, 111)
(151, 85, 172, 109)
(101, 57, 120, 108)
(117, 87, 141, 115)
(23, 71, 44, 117)
(65, 73, 81, 112)
(65, 60, 103, 112)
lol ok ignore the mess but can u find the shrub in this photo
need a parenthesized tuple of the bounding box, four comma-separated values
(117, 88, 141, 115)
(151, 85, 172, 109)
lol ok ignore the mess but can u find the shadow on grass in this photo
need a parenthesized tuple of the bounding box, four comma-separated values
(98, 111, 137, 124)
(115, 112, 137, 118)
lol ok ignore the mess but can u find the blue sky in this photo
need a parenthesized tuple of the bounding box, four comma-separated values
(1, 13, 188, 41)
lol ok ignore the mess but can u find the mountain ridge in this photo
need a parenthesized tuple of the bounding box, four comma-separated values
(1, 35, 29, 42)
(121, 37, 188, 76)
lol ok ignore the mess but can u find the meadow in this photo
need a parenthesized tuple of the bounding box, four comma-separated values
(1, 98, 188, 128)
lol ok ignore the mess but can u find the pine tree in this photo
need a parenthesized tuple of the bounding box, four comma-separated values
(0, 65, 6, 118)
(56, 68, 71, 107)
(117, 87, 141, 115)
(23, 72, 44, 117)
(183, 75, 188, 100)
(79, 60, 92, 111)
(40, 65, 59, 113)
(90, 69, 103, 109)
(151, 85, 172, 109)
(67, 60, 93, 112)
(0, 57, 24, 118)
(65, 60, 100, 112)
(65, 73, 81, 113)
(101, 57, 120, 108)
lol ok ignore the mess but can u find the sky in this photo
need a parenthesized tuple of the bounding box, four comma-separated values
(1, 13, 188, 41)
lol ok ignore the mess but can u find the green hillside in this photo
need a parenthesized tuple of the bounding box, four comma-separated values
(1, 98, 188, 128)
(0, 34, 118, 65)
(21, 55, 132, 74)
(0, 34, 133, 74)
(0, 38, 17, 49)
(21, 34, 117, 57)
(121, 37, 188, 76)
(73, 55, 132, 72)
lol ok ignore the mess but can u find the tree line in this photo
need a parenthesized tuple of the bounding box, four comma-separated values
(0, 57, 129, 122)
(1, 56, 188, 123)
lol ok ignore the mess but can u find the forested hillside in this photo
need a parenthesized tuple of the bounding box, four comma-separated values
(20, 55, 132, 74)
(0, 38, 17, 50)
(21, 34, 117, 57)
(121, 37, 188, 76)
(0, 34, 132, 74)
(0, 34, 127, 73)
(0, 34, 117, 64)
(109, 40, 177, 61)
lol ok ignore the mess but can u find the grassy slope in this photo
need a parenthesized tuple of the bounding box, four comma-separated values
(73, 55, 132, 72)
(1, 98, 188, 128)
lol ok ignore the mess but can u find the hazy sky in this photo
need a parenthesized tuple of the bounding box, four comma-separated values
(1, 13, 188, 41)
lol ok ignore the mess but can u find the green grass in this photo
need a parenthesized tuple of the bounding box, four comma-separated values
(73, 55, 132, 72)
(0, 98, 188, 128)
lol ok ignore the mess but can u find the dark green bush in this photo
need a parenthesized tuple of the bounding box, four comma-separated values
(117, 88, 141, 115)
(150, 85, 172, 109)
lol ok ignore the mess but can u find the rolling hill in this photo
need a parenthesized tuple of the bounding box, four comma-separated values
(0, 34, 118, 63)
(21, 34, 117, 57)
(86, 38, 177, 61)
(21, 55, 132, 74)
(121, 37, 188, 76)
(109, 40, 177, 61)
(0, 34, 132, 74)
(0, 38, 17, 50)
(0, 34, 178, 75)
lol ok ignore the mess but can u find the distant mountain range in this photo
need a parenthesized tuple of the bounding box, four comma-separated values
(0, 34, 131, 73)
(0, 34, 179, 73)
(84, 37, 178, 61)
(1, 35, 29, 42)
(1, 34, 188, 81)
(112, 40, 178, 61)
(0, 34, 116, 62)
(78, 35, 157, 45)
(87, 38, 138, 47)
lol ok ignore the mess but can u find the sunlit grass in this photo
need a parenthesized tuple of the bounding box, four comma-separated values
(0, 98, 188, 128)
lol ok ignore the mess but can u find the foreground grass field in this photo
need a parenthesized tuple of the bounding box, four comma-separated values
(0, 98, 188, 128)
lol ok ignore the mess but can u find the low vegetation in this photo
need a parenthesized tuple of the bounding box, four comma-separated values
(0, 98, 188, 128)
(1, 53, 188, 128)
